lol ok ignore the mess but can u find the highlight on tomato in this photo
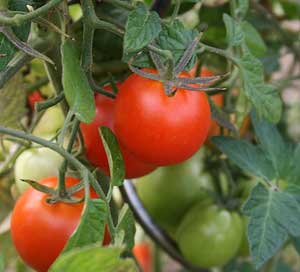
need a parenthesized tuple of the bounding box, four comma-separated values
(10, 177, 110, 272)
(114, 68, 211, 166)
(80, 84, 156, 179)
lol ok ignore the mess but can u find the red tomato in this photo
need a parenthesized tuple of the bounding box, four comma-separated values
(80, 84, 156, 178)
(27, 91, 44, 111)
(133, 242, 152, 272)
(114, 69, 211, 166)
(11, 177, 110, 272)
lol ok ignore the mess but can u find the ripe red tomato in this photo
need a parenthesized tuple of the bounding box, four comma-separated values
(114, 69, 211, 166)
(133, 242, 152, 272)
(80, 84, 156, 179)
(11, 176, 110, 272)
(27, 91, 44, 111)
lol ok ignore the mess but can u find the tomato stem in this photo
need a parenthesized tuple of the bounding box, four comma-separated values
(58, 117, 80, 198)
(170, 0, 181, 23)
(0, 0, 63, 26)
(35, 92, 65, 112)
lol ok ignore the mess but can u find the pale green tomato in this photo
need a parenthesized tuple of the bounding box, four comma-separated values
(135, 151, 214, 234)
(14, 147, 64, 193)
(177, 203, 243, 268)
(33, 106, 64, 137)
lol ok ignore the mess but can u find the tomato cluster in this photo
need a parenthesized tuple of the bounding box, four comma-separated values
(11, 68, 230, 271)
(81, 68, 211, 179)
(136, 151, 250, 268)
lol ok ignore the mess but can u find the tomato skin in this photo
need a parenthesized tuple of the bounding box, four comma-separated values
(80, 85, 156, 178)
(133, 242, 152, 272)
(11, 177, 110, 272)
(33, 106, 65, 137)
(114, 69, 211, 166)
(14, 147, 64, 193)
(176, 203, 243, 268)
(27, 91, 44, 111)
(136, 151, 213, 234)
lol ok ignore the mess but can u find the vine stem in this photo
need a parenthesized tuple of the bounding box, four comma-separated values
(0, 125, 116, 238)
(198, 42, 237, 64)
(0, 0, 63, 26)
(57, 118, 80, 198)
(170, 0, 181, 22)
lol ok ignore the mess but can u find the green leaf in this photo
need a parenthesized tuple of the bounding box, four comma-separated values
(0, 0, 31, 71)
(212, 136, 275, 180)
(251, 110, 290, 179)
(123, 20, 198, 71)
(238, 50, 282, 123)
(100, 127, 125, 186)
(116, 204, 136, 252)
(242, 183, 300, 269)
(287, 144, 300, 184)
(64, 199, 107, 252)
(50, 245, 138, 272)
(223, 14, 244, 47)
(157, 20, 198, 70)
(62, 40, 95, 123)
(0, 73, 26, 128)
(241, 21, 267, 57)
(123, 3, 161, 54)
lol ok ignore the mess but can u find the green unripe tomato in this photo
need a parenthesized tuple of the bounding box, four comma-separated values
(135, 152, 213, 234)
(14, 147, 64, 193)
(33, 106, 64, 137)
(176, 203, 243, 268)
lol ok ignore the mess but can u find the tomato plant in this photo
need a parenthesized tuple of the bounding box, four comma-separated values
(0, 0, 299, 271)
(80, 85, 156, 178)
(176, 202, 243, 268)
(114, 69, 211, 166)
(10, 176, 110, 272)
(14, 147, 64, 193)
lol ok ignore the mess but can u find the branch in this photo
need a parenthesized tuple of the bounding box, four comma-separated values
(0, 0, 63, 26)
